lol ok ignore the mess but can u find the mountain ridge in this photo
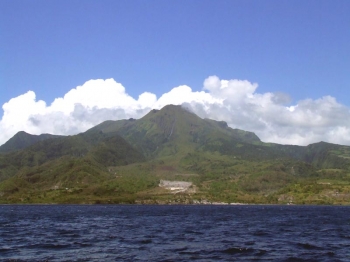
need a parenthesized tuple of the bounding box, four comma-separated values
(0, 131, 62, 153)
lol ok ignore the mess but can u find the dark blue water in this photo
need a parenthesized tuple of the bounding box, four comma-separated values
(0, 205, 349, 261)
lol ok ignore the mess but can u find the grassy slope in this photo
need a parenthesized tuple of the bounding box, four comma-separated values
(0, 129, 145, 202)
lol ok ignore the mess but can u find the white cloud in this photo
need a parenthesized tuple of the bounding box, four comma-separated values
(1, 76, 350, 146)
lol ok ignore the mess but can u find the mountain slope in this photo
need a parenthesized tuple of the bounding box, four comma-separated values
(0, 131, 62, 153)
(0, 130, 144, 183)
(89, 105, 265, 159)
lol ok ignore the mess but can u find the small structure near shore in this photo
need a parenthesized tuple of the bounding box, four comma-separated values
(159, 180, 192, 193)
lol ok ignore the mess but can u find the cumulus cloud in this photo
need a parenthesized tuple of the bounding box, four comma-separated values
(1, 76, 350, 146)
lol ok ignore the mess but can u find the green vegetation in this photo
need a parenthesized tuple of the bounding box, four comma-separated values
(1, 104, 350, 205)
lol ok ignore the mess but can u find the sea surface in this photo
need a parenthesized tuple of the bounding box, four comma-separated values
(0, 205, 349, 261)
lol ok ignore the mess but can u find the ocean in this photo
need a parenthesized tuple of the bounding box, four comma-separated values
(0, 205, 349, 261)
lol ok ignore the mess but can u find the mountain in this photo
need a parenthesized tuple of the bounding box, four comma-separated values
(89, 105, 350, 169)
(89, 105, 267, 158)
(0, 130, 145, 183)
(0, 131, 62, 153)
(0, 104, 350, 205)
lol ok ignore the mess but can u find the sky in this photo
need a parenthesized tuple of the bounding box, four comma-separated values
(1, 0, 350, 146)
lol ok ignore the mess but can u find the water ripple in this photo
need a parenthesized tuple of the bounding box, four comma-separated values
(0, 205, 350, 261)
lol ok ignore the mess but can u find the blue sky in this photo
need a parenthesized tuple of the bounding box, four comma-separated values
(1, 0, 350, 146)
